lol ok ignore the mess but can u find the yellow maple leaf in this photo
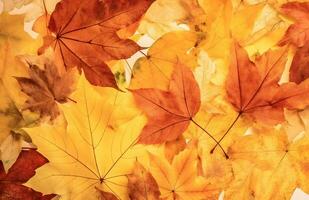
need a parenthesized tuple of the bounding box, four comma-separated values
(148, 148, 221, 200)
(24, 74, 147, 199)
(227, 128, 309, 200)
(130, 31, 198, 90)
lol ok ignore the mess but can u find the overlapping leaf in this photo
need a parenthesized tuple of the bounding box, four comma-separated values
(226, 41, 309, 124)
(38, 0, 154, 88)
(131, 63, 201, 144)
(16, 60, 77, 120)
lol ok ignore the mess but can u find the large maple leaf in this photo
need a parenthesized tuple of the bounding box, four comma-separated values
(0, 149, 56, 200)
(226, 41, 309, 125)
(278, 2, 309, 47)
(131, 62, 201, 144)
(39, 0, 154, 88)
(24, 74, 147, 200)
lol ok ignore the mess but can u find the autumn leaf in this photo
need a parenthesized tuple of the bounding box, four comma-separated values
(127, 161, 161, 200)
(15, 59, 78, 120)
(24, 74, 147, 199)
(290, 43, 309, 84)
(130, 31, 198, 90)
(226, 41, 309, 125)
(227, 129, 309, 200)
(148, 148, 221, 200)
(38, 0, 154, 88)
(131, 62, 201, 144)
(0, 149, 56, 200)
(278, 2, 309, 47)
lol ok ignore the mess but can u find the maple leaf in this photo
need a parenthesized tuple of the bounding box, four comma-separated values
(290, 43, 309, 84)
(226, 41, 309, 124)
(130, 31, 198, 90)
(278, 2, 309, 47)
(24, 74, 147, 199)
(0, 149, 56, 200)
(15, 60, 77, 120)
(127, 161, 161, 200)
(131, 62, 201, 144)
(148, 148, 221, 200)
(227, 129, 309, 200)
(38, 0, 154, 88)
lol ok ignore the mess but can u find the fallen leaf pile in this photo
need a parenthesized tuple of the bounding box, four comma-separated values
(1, 0, 309, 200)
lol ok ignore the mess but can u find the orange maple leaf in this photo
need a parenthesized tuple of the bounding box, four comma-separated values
(131, 62, 201, 144)
(38, 0, 154, 88)
(226, 41, 309, 124)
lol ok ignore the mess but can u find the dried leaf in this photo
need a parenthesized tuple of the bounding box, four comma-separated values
(38, 0, 154, 88)
(16, 60, 78, 120)
(131, 63, 200, 144)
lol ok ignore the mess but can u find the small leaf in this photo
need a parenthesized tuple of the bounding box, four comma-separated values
(15, 59, 78, 120)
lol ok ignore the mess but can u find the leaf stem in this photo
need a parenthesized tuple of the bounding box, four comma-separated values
(190, 118, 229, 159)
(210, 112, 242, 154)
(139, 50, 148, 58)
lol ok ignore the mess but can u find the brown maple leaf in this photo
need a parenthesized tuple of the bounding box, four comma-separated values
(278, 2, 309, 47)
(38, 0, 154, 88)
(0, 149, 56, 200)
(226, 41, 309, 124)
(131, 62, 201, 144)
(290, 43, 309, 84)
(15, 62, 77, 120)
